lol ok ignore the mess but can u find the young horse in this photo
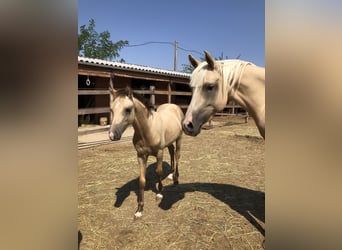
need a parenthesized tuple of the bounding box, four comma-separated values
(183, 51, 265, 139)
(108, 86, 184, 218)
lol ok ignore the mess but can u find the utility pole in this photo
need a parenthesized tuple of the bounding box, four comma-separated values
(174, 40, 178, 71)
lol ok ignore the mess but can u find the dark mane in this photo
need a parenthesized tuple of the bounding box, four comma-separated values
(115, 87, 154, 115)
(133, 92, 155, 113)
(115, 87, 132, 98)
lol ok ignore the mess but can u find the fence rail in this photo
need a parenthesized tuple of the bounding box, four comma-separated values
(78, 88, 245, 117)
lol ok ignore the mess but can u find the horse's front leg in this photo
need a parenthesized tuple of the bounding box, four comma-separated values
(135, 153, 147, 218)
(173, 136, 182, 185)
(155, 149, 164, 199)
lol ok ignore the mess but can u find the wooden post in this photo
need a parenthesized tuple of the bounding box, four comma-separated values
(109, 77, 114, 123)
(150, 85, 155, 109)
(168, 81, 172, 103)
(245, 112, 249, 123)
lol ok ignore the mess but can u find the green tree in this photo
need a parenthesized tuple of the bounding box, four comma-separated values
(78, 19, 128, 60)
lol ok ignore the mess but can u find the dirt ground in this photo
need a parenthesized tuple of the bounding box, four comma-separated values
(78, 116, 265, 249)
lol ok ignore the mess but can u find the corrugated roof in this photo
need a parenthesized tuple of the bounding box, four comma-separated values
(78, 56, 191, 79)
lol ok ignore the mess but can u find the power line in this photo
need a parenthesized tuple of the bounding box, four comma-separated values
(126, 41, 204, 56)
(177, 46, 203, 56)
(125, 40, 206, 71)
(127, 41, 174, 47)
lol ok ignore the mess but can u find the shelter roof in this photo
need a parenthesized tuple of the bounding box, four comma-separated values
(78, 56, 191, 79)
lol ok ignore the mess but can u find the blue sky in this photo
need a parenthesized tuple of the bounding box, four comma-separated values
(78, 0, 264, 71)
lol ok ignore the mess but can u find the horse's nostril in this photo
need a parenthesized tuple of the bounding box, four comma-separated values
(187, 122, 194, 130)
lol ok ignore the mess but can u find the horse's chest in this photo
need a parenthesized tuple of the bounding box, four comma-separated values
(134, 139, 162, 156)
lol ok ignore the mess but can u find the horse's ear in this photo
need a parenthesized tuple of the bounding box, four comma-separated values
(109, 85, 116, 97)
(188, 54, 200, 68)
(204, 50, 215, 70)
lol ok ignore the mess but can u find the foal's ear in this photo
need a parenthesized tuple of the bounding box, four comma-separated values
(188, 54, 200, 68)
(204, 50, 215, 70)
(109, 85, 116, 96)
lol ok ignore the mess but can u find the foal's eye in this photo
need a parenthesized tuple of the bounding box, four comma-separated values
(125, 108, 132, 114)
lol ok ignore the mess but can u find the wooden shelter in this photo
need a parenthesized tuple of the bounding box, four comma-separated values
(78, 57, 245, 126)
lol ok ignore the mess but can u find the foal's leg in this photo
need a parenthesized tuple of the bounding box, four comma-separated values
(135, 153, 147, 218)
(167, 144, 175, 180)
(173, 135, 182, 185)
(155, 149, 164, 199)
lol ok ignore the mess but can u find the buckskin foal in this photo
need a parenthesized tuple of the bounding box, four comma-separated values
(109, 86, 184, 218)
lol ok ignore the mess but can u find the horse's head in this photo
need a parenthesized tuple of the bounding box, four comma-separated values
(183, 51, 227, 136)
(108, 86, 135, 141)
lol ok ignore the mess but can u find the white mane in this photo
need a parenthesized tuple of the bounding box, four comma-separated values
(220, 60, 254, 97)
(190, 59, 253, 98)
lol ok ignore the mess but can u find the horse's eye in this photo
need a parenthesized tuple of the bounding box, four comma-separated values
(125, 108, 132, 114)
(205, 84, 215, 91)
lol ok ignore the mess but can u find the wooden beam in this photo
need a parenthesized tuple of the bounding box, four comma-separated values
(113, 71, 190, 84)
(170, 91, 192, 96)
(78, 90, 109, 95)
(78, 107, 110, 115)
(114, 71, 169, 82)
(78, 68, 112, 78)
(132, 90, 192, 96)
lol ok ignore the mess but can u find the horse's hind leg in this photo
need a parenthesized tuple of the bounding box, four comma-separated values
(155, 150, 164, 199)
(167, 144, 175, 180)
(173, 135, 182, 185)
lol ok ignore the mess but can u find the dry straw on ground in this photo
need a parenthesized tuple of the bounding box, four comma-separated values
(78, 117, 265, 249)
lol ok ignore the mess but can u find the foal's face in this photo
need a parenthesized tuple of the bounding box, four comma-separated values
(109, 96, 135, 141)
(183, 67, 225, 136)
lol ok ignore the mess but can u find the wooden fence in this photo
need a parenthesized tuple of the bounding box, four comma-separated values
(78, 88, 247, 118)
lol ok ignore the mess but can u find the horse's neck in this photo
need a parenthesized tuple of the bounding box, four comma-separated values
(132, 98, 154, 142)
(229, 64, 265, 118)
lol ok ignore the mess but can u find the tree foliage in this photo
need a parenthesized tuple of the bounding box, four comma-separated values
(78, 19, 128, 60)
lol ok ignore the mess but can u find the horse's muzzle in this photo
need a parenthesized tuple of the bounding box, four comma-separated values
(182, 121, 200, 136)
(109, 130, 121, 141)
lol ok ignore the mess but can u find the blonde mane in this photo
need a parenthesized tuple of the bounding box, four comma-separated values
(190, 59, 254, 98)
(220, 60, 254, 98)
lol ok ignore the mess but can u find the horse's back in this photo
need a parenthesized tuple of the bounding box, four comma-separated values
(156, 104, 184, 144)
(157, 103, 184, 122)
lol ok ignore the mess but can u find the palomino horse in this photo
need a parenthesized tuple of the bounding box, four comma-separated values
(183, 51, 265, 139)
(108, 86, 184, 218)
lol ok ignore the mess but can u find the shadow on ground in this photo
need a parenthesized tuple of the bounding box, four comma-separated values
(114, 162, 265, 236)
(160, 182, 265, 236)
(114, 161, 173, 207)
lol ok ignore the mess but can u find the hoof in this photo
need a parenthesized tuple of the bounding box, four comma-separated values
(173, 180, 179, 185)
(134, 211, 143, 218)
(156, 193, 163, 200)
(167, 173, 173, 180)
